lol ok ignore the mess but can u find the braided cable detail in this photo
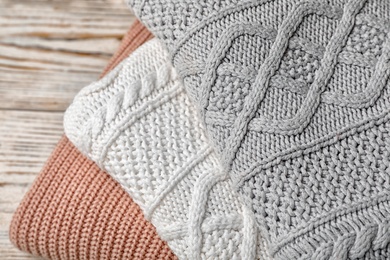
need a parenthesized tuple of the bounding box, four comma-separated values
(64, 39, 272, 259)
(77, 62, 174, 156)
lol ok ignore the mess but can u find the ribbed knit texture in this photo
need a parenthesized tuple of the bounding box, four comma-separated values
(101, 20, 153, 76)
(9, 136, 175, 260)
(127, 1, 390, 259)
(9, 21, 175, 260)
(64, 38, 271, 260)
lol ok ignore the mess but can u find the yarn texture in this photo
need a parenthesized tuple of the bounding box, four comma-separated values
(10, 137, 175, 260)
(64, 39, 271, 259)
(9, 21, 176, 260)
(127, 0, 390, 259)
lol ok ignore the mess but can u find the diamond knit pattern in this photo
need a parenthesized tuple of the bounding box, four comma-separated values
(128, 0, 390, 259)
(64, 39, 271, 260)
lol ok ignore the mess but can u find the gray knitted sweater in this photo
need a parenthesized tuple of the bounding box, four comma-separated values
(128, 0, 390, 259)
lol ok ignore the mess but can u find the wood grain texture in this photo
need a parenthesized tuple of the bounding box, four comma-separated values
(0, 1, 134, 258)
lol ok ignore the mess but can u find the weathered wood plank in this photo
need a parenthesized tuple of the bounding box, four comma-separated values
(0, 0, 135, 258)
(0, 110, 64, 259)
(0, 0, 135, 111)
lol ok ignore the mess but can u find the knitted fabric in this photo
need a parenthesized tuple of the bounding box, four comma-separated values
(101, 20, 153, 76)
(9, 21, 175, 260)
(64, 38, 271, 260)
(127, 1, 390, 259)
(9, 136, 175, 260)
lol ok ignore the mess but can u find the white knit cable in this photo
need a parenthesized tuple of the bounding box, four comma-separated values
(64, 38, 272, 260)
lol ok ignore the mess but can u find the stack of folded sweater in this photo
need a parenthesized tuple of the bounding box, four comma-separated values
(10, 1, 390, 259)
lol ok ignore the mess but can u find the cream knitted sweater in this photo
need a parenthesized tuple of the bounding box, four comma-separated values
(64, 39, 270, 260)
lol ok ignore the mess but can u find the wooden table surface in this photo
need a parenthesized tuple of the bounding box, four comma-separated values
(0, 1, 134, 258)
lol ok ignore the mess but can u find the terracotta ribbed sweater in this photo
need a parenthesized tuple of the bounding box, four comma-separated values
(9, 20, 176, 260)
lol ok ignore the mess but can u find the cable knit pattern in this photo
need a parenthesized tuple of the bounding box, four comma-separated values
(127, 0, 390, 259)
(64, 39, 271, 260)
(9, 22, 175, 260)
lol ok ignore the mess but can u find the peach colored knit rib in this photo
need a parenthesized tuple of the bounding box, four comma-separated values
(9, 21, 175, 260)
(101, 20, 154, 76)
